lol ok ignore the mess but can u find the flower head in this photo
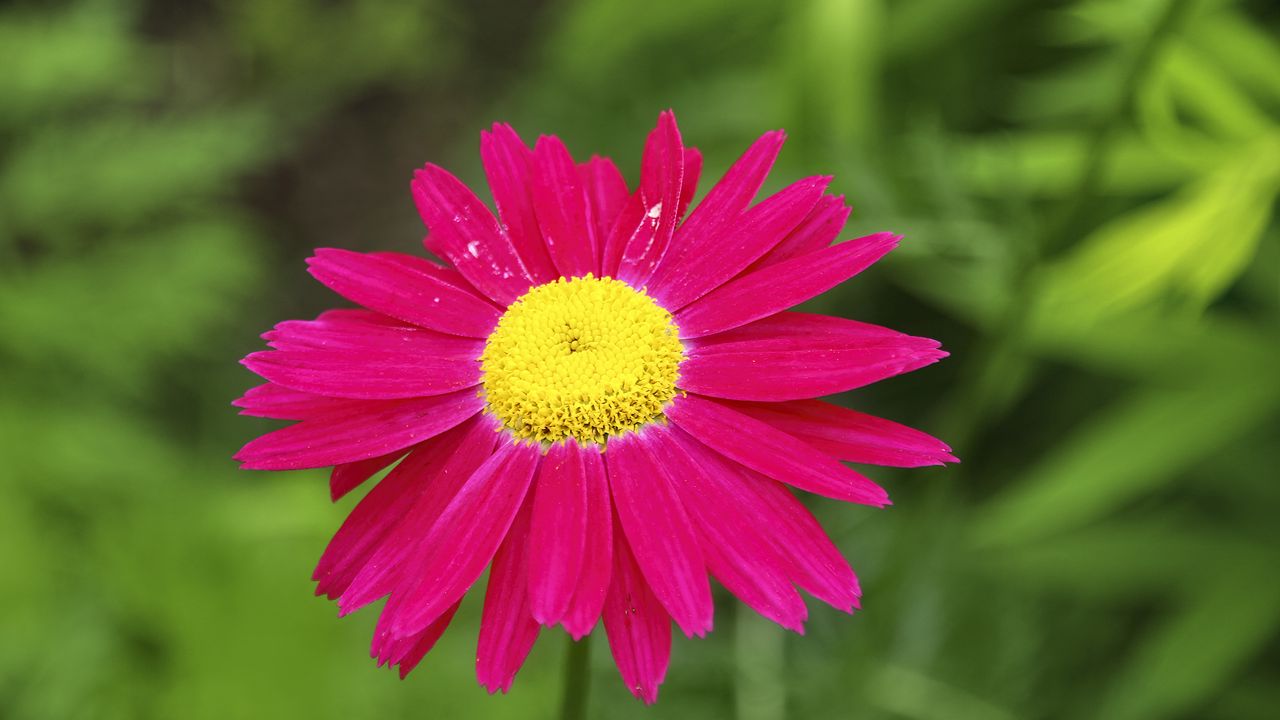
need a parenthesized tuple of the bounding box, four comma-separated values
(480, 274, 683, 444)
(235, 111, 954, 703)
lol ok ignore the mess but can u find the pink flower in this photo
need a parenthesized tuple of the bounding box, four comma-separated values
(235, 111, 954, 703)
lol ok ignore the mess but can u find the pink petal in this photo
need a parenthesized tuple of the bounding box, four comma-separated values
(264, 309, 484, 357)
(664, 129, 785, 263)
(561, 444, 613, 639)
(306, 249, 500, 337)
(580, 156, 630, 262)
(749, 194, 852, 270)
(371, 252, 492, 305)
(666, 394, 889, 506)
(340, 414, 500, 611)
(677, 147, 702, 219)
(606, 430, 713, 638)
(412, 164, 535, 305)
(648, 176, 830, 311)
(676, 233, 900, 338)
(602, 517, 671, 705)
(646, 428, 807, 632)
(668, 428, 861, 611)
(383, 601, 460, 678)
(731, 475, 863, 612)
(680, 312, 947, 401)
(481, 124, 559, 284)
(599, 190, 647, 278)
(383, 439, 540, 636)
(616, 111, 686, 287)
(330, 448, 409, 501)
(530, 135, 598, 278)
(692, 310, 912, 348)
(313, 436, 457, 600)
(311, 308, 405, 325)
(233, 389, 483, 471)
(232, 382, 351, 420)
(723, 399, 957, 467)
(527, 439, 592, 626)
(242, 348, 479, 400)
(476, 495, 541, 694)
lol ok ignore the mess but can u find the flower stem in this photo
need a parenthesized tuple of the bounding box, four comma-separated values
(560, 635, 591, 720)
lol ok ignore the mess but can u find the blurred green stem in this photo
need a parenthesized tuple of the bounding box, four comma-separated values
(560, 636, 591, 720)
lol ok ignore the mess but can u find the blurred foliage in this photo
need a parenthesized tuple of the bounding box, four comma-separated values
(2, 0, 1277, 719)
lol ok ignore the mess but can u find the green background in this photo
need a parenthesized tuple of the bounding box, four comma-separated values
(2, 0, 1278, 718)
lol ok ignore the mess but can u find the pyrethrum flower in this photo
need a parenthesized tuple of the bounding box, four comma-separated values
(235, 111, 954, 703)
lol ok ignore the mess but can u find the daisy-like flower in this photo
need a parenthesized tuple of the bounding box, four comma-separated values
(234, 111, 954, 703)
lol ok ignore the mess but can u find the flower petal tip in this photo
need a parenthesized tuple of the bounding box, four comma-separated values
(758, 128, 787, 148)
(487, 121, 515, 134)
(530, 609, 562, 628)
(231, 447, 270, 470)
(679, 618, 714, 639)
(239, 351, 270, 374)
(560, 622, 596, 640)
(805, 176, 834, 193)
(307, 248, 343, 263)
(479, 680, 515, 696)
(878, 233, 904, 251)
(629, 684, 662, 704)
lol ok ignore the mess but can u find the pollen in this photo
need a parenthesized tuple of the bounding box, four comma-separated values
(480, 275, 684, 446)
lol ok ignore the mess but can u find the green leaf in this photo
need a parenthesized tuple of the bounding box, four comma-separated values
(1032, 135, 1280, 327)
(1054, 0, 1170, 46)
(1191, 8, 1280, 109)
(1162, 44, 1273, 141)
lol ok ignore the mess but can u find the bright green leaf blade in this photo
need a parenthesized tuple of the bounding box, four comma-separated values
(1032, 136, 1280, 326)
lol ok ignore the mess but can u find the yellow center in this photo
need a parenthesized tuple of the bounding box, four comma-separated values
(480, 275, 684, 445)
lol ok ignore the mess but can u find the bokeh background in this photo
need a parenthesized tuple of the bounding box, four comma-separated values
(2, 0, 1278, 718)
